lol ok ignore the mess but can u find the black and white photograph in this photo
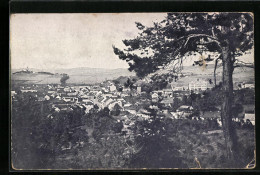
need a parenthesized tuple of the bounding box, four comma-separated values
(10, 12, 255, 169)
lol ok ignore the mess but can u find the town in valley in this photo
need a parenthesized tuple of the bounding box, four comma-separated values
(11, 12, 255, 169)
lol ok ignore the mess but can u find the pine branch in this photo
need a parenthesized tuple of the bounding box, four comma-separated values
(183, 34, 221, 49)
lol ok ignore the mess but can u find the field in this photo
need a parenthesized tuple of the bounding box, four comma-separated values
(174, 64, 254, 87)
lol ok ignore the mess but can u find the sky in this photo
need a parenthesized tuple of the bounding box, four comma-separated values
(10, 13, 254, 70)
(10, 13, 167, 70)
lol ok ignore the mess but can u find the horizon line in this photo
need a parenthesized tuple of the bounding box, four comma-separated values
(11, 66, 131, 70)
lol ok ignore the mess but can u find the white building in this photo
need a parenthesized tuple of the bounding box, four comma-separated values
(175, 105, 194, 119)
(137, 86, 142, 94)
(47, 91, 55, 94)
(151, 93, 159, 102)
(163, 89, 173, 97)
(83, 102, 94, 113)
(56, 95, 62, 100)
(11, 91, 17, 97)
(109, 84, 117, 92)
(64, 87, 72, 92)
(243, 83, 254, 89)
(102, 87, 109, 93)
(44, 95, 50, 101)
(188, 79, 208, 91)
(171, 84, 188, 91)
(123, 87, 130, 92)
(102, 98, 114, 108)
(21, 89, 37, 93)
(54, 107, 60, 112)
(151, 93, 159, 99)
(244, 113, 255, 125)
(124, 103, 132, 108)
(63, 97, 76, 102)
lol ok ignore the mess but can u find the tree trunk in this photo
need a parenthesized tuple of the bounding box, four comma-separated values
(221, 47, 239, 165)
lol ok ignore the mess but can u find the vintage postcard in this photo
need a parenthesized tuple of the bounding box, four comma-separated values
(10, 13, 255, 170)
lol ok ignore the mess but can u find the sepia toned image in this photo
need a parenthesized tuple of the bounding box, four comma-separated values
(10, 12, 255, 170)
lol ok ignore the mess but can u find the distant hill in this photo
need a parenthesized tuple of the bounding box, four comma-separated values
(37, 71, 54, 75)
(11, 67, 135, 85)
(11, 65, 253, 85)
(12, 69, 55, 75)
(12, 70, 34, 75)
(54, 67, 135, 84)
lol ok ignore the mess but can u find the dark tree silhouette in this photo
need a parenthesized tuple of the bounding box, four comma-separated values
(124, 78, 136, 90)
(60, 74, 70, 86)
(113, 13, 254, 165)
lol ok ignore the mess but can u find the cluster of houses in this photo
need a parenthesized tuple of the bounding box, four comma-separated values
(46, 82, 128, 113)
(11, 78, 255, 129)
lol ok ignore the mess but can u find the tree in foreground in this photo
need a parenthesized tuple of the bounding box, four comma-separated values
(113, 12, 254, 166)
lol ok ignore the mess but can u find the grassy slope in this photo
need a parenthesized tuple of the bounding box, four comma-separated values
(169, 128, 255, 168)
(173, 64, 254, 87)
